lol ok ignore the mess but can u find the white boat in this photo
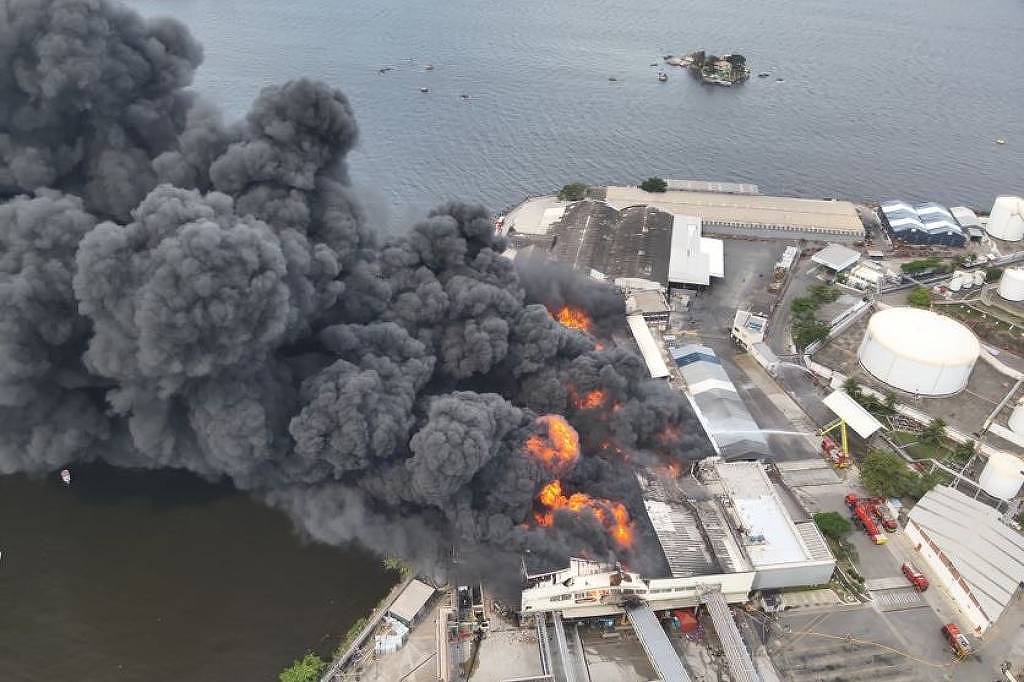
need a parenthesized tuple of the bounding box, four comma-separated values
(657, 72, 668, 82)
(60, 469, 71, 486)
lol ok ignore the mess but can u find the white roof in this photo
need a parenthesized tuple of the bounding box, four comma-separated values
(822, 390, 884, 438)
(701, 237, 724, 278)
(387, 579, 435, 624)
(866, 307, 980, 366)
(713, 461, 821, 567)
(668, 214, 710, 285)
(627, 315, 670, 378)
(909, 486, 1024, 623)
(811, 243, 860, 271)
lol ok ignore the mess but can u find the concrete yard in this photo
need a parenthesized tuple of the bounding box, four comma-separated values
(469, 627, 544, 681)
(576, 626, 658, 682)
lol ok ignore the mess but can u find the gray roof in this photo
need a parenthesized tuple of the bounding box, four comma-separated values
(811, 243, 860, 271)
(680, 361, 731, 386)
(387, 579, 435, 624)
(909, 486, 1024, 623)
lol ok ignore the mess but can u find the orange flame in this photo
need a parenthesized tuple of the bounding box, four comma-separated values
(570, 388, 607, 410)
(553, 306, 593, 334)
(526, 416, 580, 472)
(533, 480, 634, 548)
(657, 424, 682, 445)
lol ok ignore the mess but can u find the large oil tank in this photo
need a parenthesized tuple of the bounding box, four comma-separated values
(987, 196, 1024, 242)
(948, 276, 962, 292)
(998, 268, 1024, 302)
(1010, 400, 1024, 434)
(979, 451, 1024, 500)
(858, 307, 979, 396)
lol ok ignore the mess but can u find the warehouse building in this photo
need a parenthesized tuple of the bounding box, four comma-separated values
(879, 200, 966, 246)
(907, 485, 1024, 635)
(604, 186, 865, 240)
(670, 344, 769, 457)
(668, 214, 725, 287)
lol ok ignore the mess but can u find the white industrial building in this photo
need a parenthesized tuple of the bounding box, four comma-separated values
(998, 268, 1024, 302)
(668, 214, 724, 287)
(626, 315, 670, 379)
(906, 486, 1024, 635)
(858, 307, 980, 396)
(987, 196, 1024, 242)
(520, 459, 834, 616)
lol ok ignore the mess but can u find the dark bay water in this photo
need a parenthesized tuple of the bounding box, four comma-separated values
(135, 0, 1024, 220)
(3, 0, 1023, 679)
(0, 465, 395, 681)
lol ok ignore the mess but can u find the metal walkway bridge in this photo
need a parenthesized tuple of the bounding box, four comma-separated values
(699, 587, 761, 682)
(625, 603, 692, 682)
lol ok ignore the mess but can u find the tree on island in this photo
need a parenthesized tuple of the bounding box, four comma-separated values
(279, 652, 326, 682)
(640, 177, 667, 193)
(557, 182, 588, 202)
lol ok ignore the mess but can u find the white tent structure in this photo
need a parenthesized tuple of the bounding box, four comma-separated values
(627, 315, 670, 379)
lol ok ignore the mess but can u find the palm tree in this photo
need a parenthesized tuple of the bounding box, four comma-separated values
(919, 418, 947, 446)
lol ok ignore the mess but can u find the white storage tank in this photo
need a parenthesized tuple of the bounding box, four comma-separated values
(1010, 400, 1024, 434)
(974, 270, 985, 287)
(979, 451, 1024, 500)
(987, 196, 1024, 242)
(998, 268, 1024, 302)
(858, 307, 980, 396)
(948, 276, 962, 292)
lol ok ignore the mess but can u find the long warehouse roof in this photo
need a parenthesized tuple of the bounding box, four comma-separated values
(626, 315, 670, 378)
(909, 486, 1024, 624)
(605, 186, 864, 235)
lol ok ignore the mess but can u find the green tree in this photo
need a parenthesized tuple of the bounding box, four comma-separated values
(792, 318, 830, 350)
(883, 391, 897, 410)
(790, 297, 817, 317)
(860, 450, 918, 498)
(952, 440, 976, 464)
(985, 266, 1004, 283)
(640, 177, 668, 193)
(809, 284, 840, 304)
(906, 287, 931, 308)
(813, 511, 852, 543)
(279, 653, 326, 682)
(557, 182, 588, 201)
(919, 418, 947, 446)
(913, 470, 945, 499)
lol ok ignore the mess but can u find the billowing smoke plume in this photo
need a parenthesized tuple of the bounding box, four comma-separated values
(0, 0, 708, 587)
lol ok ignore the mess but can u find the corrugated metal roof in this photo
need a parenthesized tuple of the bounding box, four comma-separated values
(909, 486, 1024, 622)
(388, 579, 435, 625)
(795, 522, 834, 562)
(811, 243, 860, 272)
(626, 315, 670, 378)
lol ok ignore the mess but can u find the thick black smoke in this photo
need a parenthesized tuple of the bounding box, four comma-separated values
(0, 0, 708, 588)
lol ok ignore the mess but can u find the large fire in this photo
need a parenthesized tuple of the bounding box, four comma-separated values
(525, 415, 581, 472)
(533, 480, 634, 548)
(553, 306, 593, 334)
(570, 387, 607, 410)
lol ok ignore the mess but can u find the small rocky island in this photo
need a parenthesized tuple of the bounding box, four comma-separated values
(664, 51, 750, 86)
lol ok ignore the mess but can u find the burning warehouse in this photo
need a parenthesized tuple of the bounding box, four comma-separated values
(520, 458, 835, 617)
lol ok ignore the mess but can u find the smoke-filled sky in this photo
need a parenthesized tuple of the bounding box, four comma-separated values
(0, 0, 707, 586)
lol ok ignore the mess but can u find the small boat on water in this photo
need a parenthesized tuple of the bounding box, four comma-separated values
(419, 87, 430, 93)
(758, 72, 770, 78)
(657, 72, 668, 82)
(424, 64, 434, 71)
(60, 469, 71, 486)
(996, 138, 1006, 145)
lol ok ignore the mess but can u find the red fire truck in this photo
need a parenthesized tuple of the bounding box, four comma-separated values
(845, 493, 887, 544)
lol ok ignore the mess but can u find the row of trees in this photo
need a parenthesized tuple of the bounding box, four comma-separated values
(859, 449, 944, 499)
(790, 284, 840, 351)
(557, 177, 669, 201)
